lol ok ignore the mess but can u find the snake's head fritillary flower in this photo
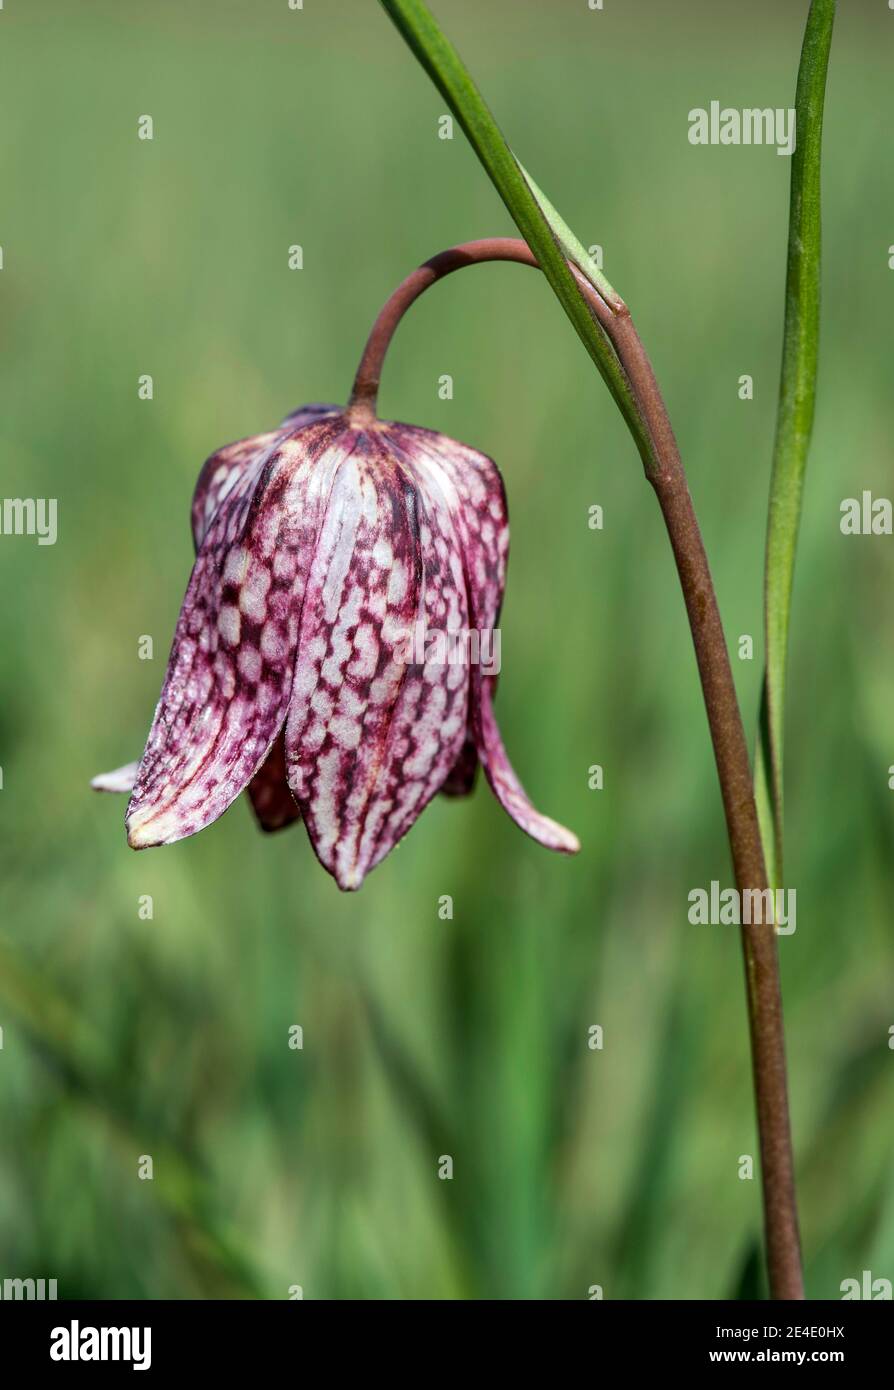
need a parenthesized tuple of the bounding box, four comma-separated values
(93, 403, 579, 889)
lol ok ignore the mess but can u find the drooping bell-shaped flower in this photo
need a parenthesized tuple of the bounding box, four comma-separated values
(94, 403, 578, 889)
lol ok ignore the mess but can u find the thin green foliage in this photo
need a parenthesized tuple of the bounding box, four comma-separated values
(756, 0, 835, 885)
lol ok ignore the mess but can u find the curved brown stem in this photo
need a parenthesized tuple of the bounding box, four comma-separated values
(349, 238, 638, 428)
(351, 238, 803, 1300)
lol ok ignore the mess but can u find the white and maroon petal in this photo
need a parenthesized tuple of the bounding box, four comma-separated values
(191, 404, 340, 548)
(278, 402, 341, 432)
(97, 743, 302, 833)
(126, 418, 349, 849)
(392, 421, 578, 856)
(471, 678, 579, 853)
(354, 438, 472, 878)
(191, 429, 281, 551)
(396, 424, 509, 633)
(91, 761, 139, 794)
(391, 424, 508, 791)
(285, 431, 470, 890)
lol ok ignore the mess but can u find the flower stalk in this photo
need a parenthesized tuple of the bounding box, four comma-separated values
(353, 235, 803, 1298)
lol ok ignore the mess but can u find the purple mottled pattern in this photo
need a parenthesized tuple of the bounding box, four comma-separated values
(94, 404, 578, 889)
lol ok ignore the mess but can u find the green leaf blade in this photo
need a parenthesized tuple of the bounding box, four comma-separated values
(757, 0, 835, 885)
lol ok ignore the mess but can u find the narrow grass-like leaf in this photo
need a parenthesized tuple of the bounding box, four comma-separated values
(516, 162, 620, 306)
(378, 0, 655, 470)
(756, 0, 835, 886)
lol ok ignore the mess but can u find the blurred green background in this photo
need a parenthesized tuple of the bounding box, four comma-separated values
(0, 0, 892, 1300)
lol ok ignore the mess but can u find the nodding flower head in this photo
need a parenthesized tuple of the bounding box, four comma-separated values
(93, 402, 579, 889)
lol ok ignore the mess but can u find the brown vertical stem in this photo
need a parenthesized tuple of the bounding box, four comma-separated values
(350, 238, 803, 1300)
(606, 314, 804, 1302)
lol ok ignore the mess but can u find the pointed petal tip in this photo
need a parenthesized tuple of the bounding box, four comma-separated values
(126, 821, 156, 851)
(507, 801, 580, 855)
(512, 808, 580, 857)
(91, 761, 139, 794)
(330, 843, 369, 892)
(548, 822, 581, 856)
(125, 804, 184, 850)
(471, 682, 581, 858)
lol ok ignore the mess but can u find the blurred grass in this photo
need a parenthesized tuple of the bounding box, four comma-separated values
(0, 0, 892, 1299)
